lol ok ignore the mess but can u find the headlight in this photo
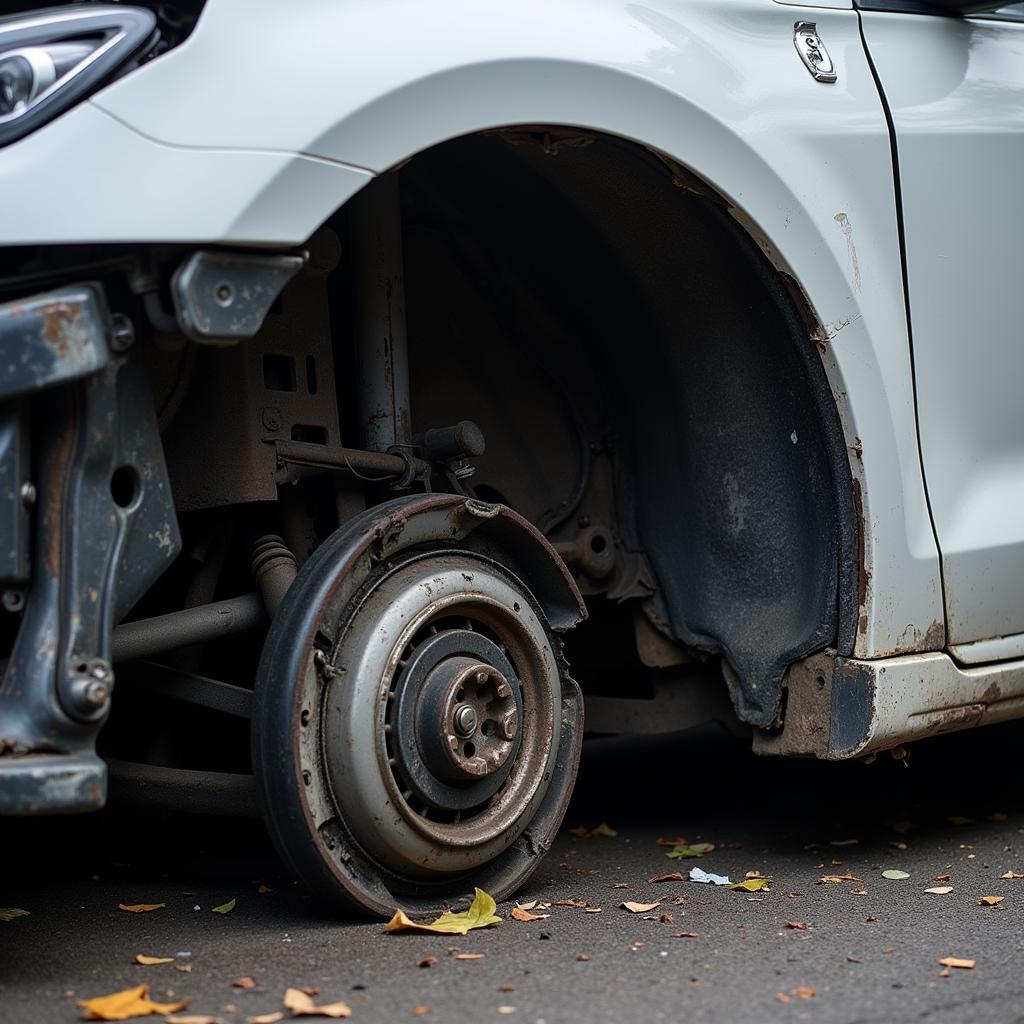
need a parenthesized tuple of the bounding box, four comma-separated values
(0, 5, 156, 147)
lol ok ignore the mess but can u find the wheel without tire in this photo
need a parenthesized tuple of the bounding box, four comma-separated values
(252, 494, 585, 915)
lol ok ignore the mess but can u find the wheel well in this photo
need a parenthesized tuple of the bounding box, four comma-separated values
(393, 128, 858, 729)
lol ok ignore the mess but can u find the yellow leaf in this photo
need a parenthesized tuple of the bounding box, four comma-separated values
(211, 899, 236, 914)
(118, 903, 166, 914)
(0, 907, 29, 922)
(978, 895, 1004, 906)
(134, 954, 174, 966)
(729, 877, 772, 892)
(621, 901, 661, 913)
(383, 888, 502, 935)
(938, 956, 976, 969)
(77, 984, 187, 1020)
(1000, 871, 1024, 879)
(282, 988, 352, 1018)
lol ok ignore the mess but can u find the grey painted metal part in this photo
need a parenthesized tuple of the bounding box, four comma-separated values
(0, 285, 110, 400)
(0, 753, 106, 815)
(0, 401, 30, 584)
(171, 250, 305, 344)
(0, 284, 181, 814)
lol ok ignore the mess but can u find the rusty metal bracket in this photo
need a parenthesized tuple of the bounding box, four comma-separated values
(0, 285, 181, 814)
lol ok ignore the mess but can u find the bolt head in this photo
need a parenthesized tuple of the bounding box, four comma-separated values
(454, 705, 478, 737)
(109, 313, 135, 352)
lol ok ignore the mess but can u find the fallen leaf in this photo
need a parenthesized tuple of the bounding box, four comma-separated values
(413, 1007, 430, 1017)
(417, 957, 437, 969)
(453, 953, 485, 960)
(568, 826, 589, 837)
(257, 885, 273, 895)
(673, 931, 699, 938)
(118, 904, 166, 914)
(385, 888, 501, 935)
(728, 877, 771, 892)
(232, 977, 257, 989)
(847, 955, 863, 964)
(947, 816, 975, 826)
(0, 907, 29, 922)
(134, 955, 174, 966)
(590, 822, 617, 837)
(978, 896, 1004, 906)
(659, 913, 674, 924)
(77, 984, 187, 1020)
(497, 1008, 516, 1016)
(938, 969, 951, 978)
(655, 837, 689, 847)
(882, 870, 910, 880)
(925, 887, 953, 895)
(776, 993, 791, 1004)
(576, 953, 590, 961)
(165, 1017, 225, 1024)
(176, 966, 193, 974)
(667, 843, 714, 860)
(552, 899, 588, 908)
(1000, 871, 1024, 879)
(891, 841, 909, 850)
(647, 873, 685, 884)
(610, 883, 629, 889)
(621, 901, 660, 913)
(497, 985, 515, 992)
(785, 922, 808, 930)
(850, 889, 869, 896)
(247, 1014, 284, 1024)
(937, 957, 975, 969)
(934, 875, 952, 883)
(818, 874, 861, 884)
(794, 987, 816, 1000)
(688, 868, 731, 886)
(211, 899, 236, 915)
(584, 907, 602, 914)
(282, 989, 352, 1018)
(510, 906, 549, 922)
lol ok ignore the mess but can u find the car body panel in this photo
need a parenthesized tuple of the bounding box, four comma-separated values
(861, 10, 1024, 648)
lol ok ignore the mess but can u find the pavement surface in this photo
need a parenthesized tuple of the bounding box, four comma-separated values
(3, 720, 1024, 1024)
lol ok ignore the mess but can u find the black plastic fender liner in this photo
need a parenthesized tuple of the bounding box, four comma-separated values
(252, 494, 586, 916)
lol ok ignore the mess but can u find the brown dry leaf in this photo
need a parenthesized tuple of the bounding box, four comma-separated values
(794, 987, 817, 1000)
(659, 913, 674, 924)
(934, 875, 952, 883)
(937, 957, 975, 969)
(584, 907, 602, 914)
(999, 871, 1024, 879)
(77, 984, 187, 1020)
(656, 837, 689, 847)
(785, 922, 808, 930)
(134, 955, 174, 966)
(590, 822, 618, 837)
(850, 889, 869, 896)
(257, 885, 273, 895)
(576, 954, 590, 962)
(452, 953, 485, 960)
(978, 896, 1004, 906)
(232, 977, 257, 989)
(247, 1014, 284, 1024)
(417, 957, 437, 969)
(776, 993, 791, 1004)
(947, 816, 975, 826)
(938, 969, 951, 978)
(647, 872, 685, 884)
(413, 1007, 430, 1017)
(0, 908, 29, 922)
(621, 901, 660, 914)
(925, 887, 953, 895)
(118, 903, 166, 914)
(165, 1017, 225, 1024)
(610, 883, 629, 889)
(510, 906, 549, 922)
(818, 874, 861, 884)
(282, 989, 352, 1018)
(176, 966, 193, 974)
(674, 931, 699, 938)
(384, 888, 501, 935)
(497, 985, 515, 993)
(553, 899, 588, 908)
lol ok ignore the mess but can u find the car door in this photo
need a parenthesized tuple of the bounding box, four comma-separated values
(858, 2, 1024, 661)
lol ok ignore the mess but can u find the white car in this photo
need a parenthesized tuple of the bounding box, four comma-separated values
(0, 0, 1021, 915)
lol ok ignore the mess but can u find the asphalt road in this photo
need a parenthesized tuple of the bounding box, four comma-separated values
(3, 721, 1024, 1024)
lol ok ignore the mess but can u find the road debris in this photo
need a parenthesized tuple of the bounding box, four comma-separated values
(385, 889, 501, 935)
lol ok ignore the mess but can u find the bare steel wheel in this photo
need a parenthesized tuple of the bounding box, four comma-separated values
(252, 495, 585, 916)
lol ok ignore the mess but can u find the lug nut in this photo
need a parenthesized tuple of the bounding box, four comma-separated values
(501, 710, 518, 741)
(454, 705, 478, 737)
